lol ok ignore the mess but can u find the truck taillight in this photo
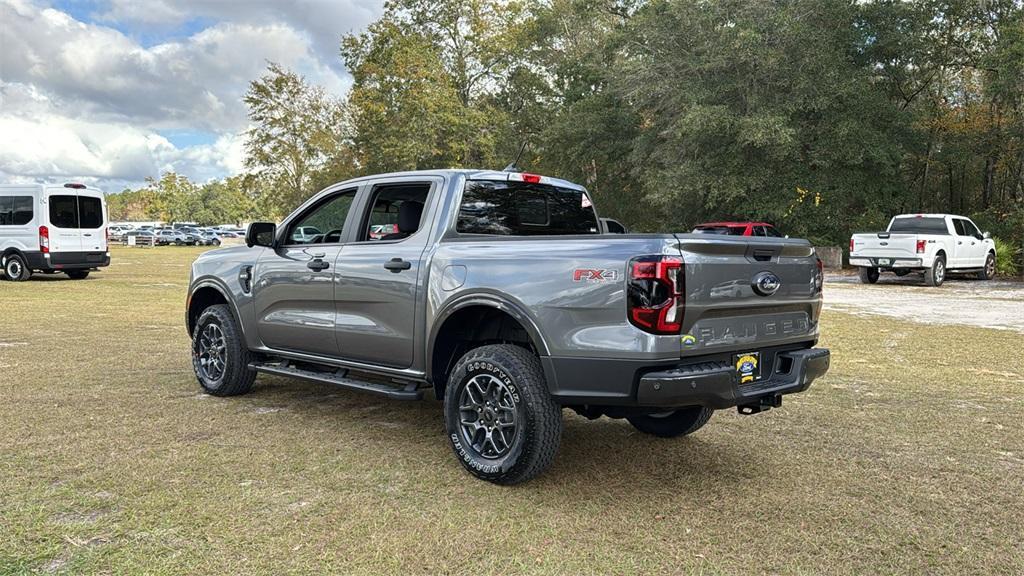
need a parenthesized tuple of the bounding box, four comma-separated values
(39, 225, 49, 253)
(627, 255, 684, 335)
(849, 238, 854, 253)
(916, 240, 926, 254)
(815, 258, 824, 294)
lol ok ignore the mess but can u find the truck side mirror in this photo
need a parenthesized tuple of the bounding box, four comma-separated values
(246, 222, 277, 248)
(983, 231, 991, 240)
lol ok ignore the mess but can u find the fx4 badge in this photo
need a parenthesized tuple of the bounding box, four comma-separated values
(573, 269, 619, 282)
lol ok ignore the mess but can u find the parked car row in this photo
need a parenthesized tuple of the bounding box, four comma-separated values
(111, 225, 244, 246)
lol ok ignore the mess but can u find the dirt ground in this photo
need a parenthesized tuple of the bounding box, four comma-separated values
(825, 273, 1024, 333)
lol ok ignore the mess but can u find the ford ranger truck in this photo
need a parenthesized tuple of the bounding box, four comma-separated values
(850, 214, 996, 286)
(185, 170, 830, 484)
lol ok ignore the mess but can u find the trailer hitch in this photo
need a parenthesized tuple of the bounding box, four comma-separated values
(737, 394, 782, 415)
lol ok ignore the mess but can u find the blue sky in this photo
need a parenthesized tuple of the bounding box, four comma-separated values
(0, 0, 382, 191)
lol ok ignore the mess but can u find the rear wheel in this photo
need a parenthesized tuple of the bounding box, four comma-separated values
(925, 255, 946, 287)
(66, 270, 90, 280)
(858, 267, 879, 284)
(444, 344, 562, 485)
(979, 252, 996, 280)
(192, 304, 256, 397)
(627, 407, 713, 438)
(3, 254, 31, 282)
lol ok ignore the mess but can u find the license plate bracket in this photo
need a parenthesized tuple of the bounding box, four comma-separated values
(734, 351, 762, 384)
(878, 258, 892, 266)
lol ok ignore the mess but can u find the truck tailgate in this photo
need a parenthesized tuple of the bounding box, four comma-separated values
(851, 232, 919, 258)
(674, 234, 821, 355)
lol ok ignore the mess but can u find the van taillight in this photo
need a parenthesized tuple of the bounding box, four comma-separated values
(627, 255, 684, 335)
(39, 226, 50, 253)
(916, 240, 926, 253)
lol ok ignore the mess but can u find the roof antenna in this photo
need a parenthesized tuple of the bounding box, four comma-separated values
(503, 141, 528, 172)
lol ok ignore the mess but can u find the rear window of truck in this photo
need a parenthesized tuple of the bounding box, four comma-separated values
(457, 180, 599, 236)
(889, 217, 949, 234)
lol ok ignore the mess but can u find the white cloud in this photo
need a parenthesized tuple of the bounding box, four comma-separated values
(0, 0, 377, 190)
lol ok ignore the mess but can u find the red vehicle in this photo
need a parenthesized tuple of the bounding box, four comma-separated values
(692, 221, 784, 237)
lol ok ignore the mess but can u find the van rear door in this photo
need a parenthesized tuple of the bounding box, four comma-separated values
(45, 192, 83, 253)
(44, 189, 107, 253)
(76, 191, 107, 252)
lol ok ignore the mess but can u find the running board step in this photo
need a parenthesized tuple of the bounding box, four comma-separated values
(248, 362, 424, 400)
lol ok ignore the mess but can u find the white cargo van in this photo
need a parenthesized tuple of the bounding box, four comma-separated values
(0, 183, 110, 281)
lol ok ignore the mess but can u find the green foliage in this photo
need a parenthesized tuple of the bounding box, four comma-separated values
(107, 173, 260, 226)
(993, 237, 1021, 276)
(244, 63, 354, 217)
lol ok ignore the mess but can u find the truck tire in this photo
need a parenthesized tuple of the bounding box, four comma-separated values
(627, 406, 713, 438)
(924, 255, 946, 287)
(191, 304, 256, 397)
(3, 254, 31, 282)
(66, 271, 90, 280)
(443, 344, 562, 485)
(979, 252, 995, 280)
(858, 267, 879, 284)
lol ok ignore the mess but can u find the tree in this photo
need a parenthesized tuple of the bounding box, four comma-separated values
(244, 63, 353, 217)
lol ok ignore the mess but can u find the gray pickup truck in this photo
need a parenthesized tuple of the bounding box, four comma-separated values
(186, 169, 830, 484)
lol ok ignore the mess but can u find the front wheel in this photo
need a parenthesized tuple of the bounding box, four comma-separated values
(444, 344, 562, 485)
(627, 407, 713, 438)
(979, 252, 996, 280)
(858, 266, 879, 284)
(192, 304, 256, 397)
(925, 255, 946, 287)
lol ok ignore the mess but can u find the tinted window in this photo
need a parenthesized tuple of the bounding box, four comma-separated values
(764, 226, 784, 237)
(889, 217, 949, 234)
(457, 181, 598, 236)
(288, 190, 356, 244)
(49, 195, 79, 228)
(79, 196, 103, 228)
(959, 219, 980, 237)
(0, 196, 33, 225)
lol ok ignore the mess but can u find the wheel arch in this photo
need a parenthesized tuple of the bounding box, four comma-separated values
(186, 279, 241, 336)
(428, 295, 550, 400)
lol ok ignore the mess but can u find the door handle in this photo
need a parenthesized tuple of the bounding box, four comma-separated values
(307, 259, 330, 271)
(958, 241, 962, 245)
(384, 258, 412, 272)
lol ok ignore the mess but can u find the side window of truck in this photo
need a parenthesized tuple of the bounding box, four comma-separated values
(285, 190, 356, 245)
(358, 183, 431, 242)
(952, 219, 966, 236)
(457, 180, 599, 236)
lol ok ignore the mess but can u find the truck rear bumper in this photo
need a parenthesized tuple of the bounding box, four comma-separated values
(850, 256, 923, 268)
(543, 345, 829, 409)
(635, 348, 829, 409)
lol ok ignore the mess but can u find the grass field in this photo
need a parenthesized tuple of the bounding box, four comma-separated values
(1, 246, 1022, 574)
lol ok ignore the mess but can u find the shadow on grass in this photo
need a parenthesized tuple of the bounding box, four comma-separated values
(236, 375, 756, 497)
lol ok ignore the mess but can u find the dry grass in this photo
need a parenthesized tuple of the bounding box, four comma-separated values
(1, 246, 1022, 574)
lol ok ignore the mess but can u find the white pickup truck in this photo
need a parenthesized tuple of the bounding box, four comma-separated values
(849, 214, 996, 286)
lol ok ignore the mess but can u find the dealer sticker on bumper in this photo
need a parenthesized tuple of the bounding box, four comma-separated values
(735, 352, 762, 384)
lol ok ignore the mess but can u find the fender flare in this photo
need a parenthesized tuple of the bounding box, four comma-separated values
(187, 277, 246, 338)
(426, 292, 550, 383)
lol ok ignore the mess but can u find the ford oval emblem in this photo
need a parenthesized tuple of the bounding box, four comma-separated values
(752, 271, 781, 296)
